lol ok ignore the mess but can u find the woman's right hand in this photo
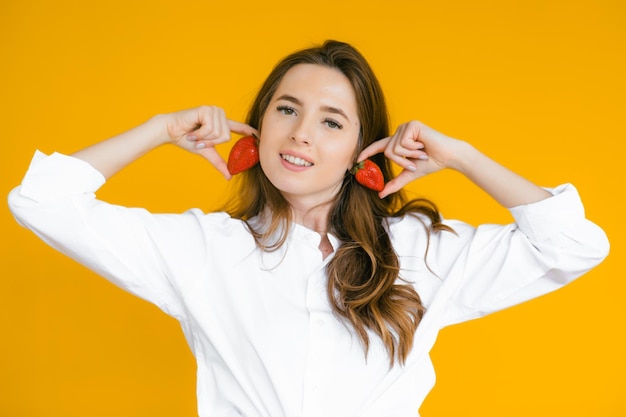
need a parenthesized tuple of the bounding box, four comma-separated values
(72, 105, 257, 180)
(163, 105, 258, 179)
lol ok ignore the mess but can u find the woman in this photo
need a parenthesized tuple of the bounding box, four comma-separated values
(8, 40, 609, 416)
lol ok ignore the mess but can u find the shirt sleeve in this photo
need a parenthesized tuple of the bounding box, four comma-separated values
(7, 150, 213, 319)
(427, 184, 610, 327)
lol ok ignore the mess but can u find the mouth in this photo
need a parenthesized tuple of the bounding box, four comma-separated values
(280, 153, 314, 167)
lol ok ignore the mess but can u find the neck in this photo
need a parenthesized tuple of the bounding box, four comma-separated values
(279, 184, 344, 234)
(288, 200, 332, 234)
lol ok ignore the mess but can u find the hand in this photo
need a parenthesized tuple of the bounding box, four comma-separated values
(358, 121, 464, 198)
(165, 106, 258, 179)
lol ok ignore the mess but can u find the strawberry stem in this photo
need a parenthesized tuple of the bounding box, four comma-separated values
(350, 161, 365, 175)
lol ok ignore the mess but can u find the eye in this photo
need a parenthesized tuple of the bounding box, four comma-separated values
(277, 105, 296, 116)
(324, 118, 343, 130)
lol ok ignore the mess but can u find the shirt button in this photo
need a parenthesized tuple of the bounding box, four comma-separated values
(316, 319, 325, 327)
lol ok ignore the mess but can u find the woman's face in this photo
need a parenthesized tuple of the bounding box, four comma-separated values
(259, 63, 361, 209)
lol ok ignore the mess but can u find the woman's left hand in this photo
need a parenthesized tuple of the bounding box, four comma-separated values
(358, 121, 464, 198)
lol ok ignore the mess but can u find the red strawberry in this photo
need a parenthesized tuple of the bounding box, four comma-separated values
(227, 135, 259, 175)
(351, 159, 385, 192)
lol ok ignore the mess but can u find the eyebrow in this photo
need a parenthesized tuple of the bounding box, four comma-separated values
(275, 94, 352, 123)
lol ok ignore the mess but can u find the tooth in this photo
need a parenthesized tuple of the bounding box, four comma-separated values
(282, 154, 312, 167)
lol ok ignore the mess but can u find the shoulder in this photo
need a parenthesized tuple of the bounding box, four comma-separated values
(386, 214, 435, 254)
(151, 210, 259, 271)
(386, 212, 469, 241)
(181, 210, 254, 241)
(189, 210, 244, 228)
(386, 212, 477, 260)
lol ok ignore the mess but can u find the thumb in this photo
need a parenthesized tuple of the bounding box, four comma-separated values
(198, 147, 232, 180)
(378, 170, 419, 199)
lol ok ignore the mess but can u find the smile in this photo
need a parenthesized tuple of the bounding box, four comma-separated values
(280, 154, 313, 167)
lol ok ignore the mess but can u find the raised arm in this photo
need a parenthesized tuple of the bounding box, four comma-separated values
(358, 121, 550, 206)
(72, 106, 257, 179)
(8, 106, 255, 316)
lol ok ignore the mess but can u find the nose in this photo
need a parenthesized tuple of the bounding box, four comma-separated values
(289, 119, 313, 145)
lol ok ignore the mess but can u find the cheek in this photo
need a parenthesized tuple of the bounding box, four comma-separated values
(341, 152, 355, 170)
(337, 138, 360, 169)
(257, 122, 278, 158)
(257, 140, 274, 170)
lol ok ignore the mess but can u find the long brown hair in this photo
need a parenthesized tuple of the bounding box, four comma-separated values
(226, 40, 451, 366)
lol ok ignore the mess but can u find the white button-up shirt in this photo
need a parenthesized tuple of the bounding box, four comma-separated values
(8, 151, 609, 417)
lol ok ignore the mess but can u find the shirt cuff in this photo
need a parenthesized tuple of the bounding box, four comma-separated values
(509, 183, 585, 242)
(18, 150, 106, 202)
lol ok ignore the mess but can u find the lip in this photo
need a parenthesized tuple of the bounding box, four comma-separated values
(279, 150, 314, 172)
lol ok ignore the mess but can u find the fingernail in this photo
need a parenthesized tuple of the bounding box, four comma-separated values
(195, 142, 206, 149)
(187, 135, 197, 141)
(418, 155, 429, 160)
(406, 165, 417, 171)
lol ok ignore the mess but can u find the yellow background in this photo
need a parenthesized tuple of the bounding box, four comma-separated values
(1, 0, 624, 416)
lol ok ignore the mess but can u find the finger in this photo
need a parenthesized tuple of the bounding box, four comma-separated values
(228, 119, 258, 137)
(212, 107, 224, 140)
(186, 107, 220, 142)
(198, 147, 232, 179)
(193, 108, 230, 149)
(383, 149, 420, 172)
(211, 108, 230, 146)
(389, 141, 427, 160)
(378, 170, 420, 199)
(357, 137, 390, 162)
(212, 106, 229, 142)
(397, 137, 425, 152)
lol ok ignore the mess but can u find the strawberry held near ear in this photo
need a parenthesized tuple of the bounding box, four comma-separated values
(351, 159, 385, 192)
(227, 135, 259, 175)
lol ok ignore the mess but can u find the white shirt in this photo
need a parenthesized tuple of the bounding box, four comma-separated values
(8, 151, 609, 417)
